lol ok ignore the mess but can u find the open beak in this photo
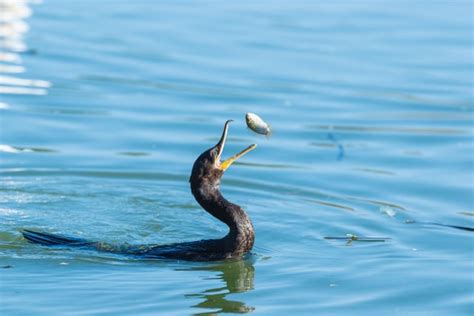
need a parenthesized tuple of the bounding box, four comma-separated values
(215, 120, 257, 171)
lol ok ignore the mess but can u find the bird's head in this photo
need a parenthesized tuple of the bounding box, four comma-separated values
(190, 120, 257, 189)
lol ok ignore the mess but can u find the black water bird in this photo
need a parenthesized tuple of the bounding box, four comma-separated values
(22, 120, 257, 261)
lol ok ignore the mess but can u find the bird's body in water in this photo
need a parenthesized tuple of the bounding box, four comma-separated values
(22, 121, 257, 261)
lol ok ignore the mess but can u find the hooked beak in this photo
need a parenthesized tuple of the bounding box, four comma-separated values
(215, 120, 257, 171)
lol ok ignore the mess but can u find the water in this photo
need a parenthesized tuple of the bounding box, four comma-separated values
(1, 0, 473, 315)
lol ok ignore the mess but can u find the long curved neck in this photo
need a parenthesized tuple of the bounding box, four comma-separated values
(191, 179, 254, 255)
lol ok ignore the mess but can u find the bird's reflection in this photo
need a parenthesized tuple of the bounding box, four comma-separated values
(182, 258, 255, 315)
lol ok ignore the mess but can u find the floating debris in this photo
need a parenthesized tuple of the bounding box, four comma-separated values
(325, 234, 391, 243)
(245, 112, 271, 136)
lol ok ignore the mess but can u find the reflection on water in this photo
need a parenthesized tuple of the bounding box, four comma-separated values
(183, 259, 255, 315)
(0, 144, 56, 153)
(308, 124, 468, 135)
(0, 0, 50, 96)
(80, 74, 264, 100)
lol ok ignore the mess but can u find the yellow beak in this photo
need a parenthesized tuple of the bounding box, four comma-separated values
(219, 144, 257, 171)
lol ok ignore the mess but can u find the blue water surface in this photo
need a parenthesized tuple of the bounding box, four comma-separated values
(1, 1, 473, 315)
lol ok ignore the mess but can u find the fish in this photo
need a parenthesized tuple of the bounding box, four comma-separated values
(245, 112, 271, 136)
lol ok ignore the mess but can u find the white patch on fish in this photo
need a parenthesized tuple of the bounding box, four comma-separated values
(245, 112, 271, 136)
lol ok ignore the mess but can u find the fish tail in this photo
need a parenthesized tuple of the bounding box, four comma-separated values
(265, 124, 272, 138)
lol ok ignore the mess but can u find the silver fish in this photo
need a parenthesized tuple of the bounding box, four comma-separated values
(245, 112, 271, 136)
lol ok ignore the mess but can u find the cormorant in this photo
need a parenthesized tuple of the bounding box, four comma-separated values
(22, 120, 257, 261)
